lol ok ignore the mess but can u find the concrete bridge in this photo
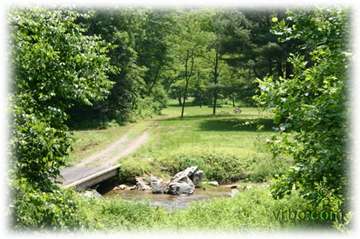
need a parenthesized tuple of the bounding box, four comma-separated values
(61, 164, 120, 190)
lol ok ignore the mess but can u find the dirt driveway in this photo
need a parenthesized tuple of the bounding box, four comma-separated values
(59, 130, 149, 187)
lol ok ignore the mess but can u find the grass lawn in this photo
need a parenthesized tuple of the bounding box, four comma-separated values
(119, 104, 292, 183)
(68, 119, 154, 165)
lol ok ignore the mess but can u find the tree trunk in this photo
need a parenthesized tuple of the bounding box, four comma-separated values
(277, 58, 283, 78)
(148, 66, 161, 94)
(212, 48, 220, 115)
(181, 50, 195, 118)
(181, 51, 189, 118)
(197, 71, 202, 108)
(268, 58, 273, 76)
(285, 60, 293, 78)
(181, 78, 189, 118)
(253, 67, 260, 78)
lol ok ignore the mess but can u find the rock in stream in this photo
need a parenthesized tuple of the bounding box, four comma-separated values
(130, 166, 205, 195)
(150, 175, 166, 194)
(166, 166, 203, 195)
(136, 177, 151, 191)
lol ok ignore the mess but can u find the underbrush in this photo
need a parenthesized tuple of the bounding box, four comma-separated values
(119, 147, 291, 183)
(78, 187, 334, 231)
(128, 97, 164, 123)
(78, 196, 166, 230)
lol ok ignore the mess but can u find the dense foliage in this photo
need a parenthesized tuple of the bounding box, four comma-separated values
(10, 9, 112, 229)
(255, 9, 350, 227)
(68, 9, 174, 126)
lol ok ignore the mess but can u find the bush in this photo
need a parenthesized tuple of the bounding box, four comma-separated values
(11, 179, 86, 230)
(11, 95, 71, 189)
(255, 9, 350, 227)
(118, 158, 155, 183)
(160, 152, 247, 183)
(98, 199, 165, 229)
(159, 149, 290, 183)
(248, 154, 292, 182)
(10, 8, 112, 229)
(128, 97, 162, 122)
(164, 188, 312, 230)
(119, 147, 291, 184)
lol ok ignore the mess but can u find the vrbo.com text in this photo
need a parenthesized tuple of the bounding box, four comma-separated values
(272, 209, 343, 222)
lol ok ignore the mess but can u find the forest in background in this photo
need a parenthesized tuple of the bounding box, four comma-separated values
(9, 7, 350, 230)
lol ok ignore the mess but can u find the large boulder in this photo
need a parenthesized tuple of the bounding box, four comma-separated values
(165, 166, 204, 195)
(135, 177, 151, 191)
(173, 166, 198, 179)
(167, 177, 195, 195)
(191, 169, 204, 187)
(172, 166, 204, 187)
(149, 175, 165, 194)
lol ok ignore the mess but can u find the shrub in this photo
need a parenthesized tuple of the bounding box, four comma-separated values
(160, 151, 248, 183)
(11, 179, 86, 230)
(118, 158, 155, 183)
(10, 8, 112, 229)
(128, 97, 163, 122)
(255, 9, 350, 227)
(248, 154, 292, 182)
(119, 148, 291, 184)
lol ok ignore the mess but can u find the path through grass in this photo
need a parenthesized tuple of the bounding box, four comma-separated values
(119, 105, 292, 183)
(73, 104, 318, 230)
(68, 120, 153, 165)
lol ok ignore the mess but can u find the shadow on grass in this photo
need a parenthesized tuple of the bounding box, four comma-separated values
(198, 118, 275, 132)
(67, 117, 126, 131)
(158, 113, 261, 122)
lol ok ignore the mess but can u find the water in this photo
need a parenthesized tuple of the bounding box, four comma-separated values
(103, 186, 233, 211)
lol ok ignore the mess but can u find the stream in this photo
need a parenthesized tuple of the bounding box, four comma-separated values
(103, 186, 234, 211)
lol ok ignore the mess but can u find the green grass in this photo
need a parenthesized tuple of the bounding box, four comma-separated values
(119, 105, 292, 183)
(78, 186, 319, 231)
(68, 119, 154, 165)
(69, 125, 129, 165)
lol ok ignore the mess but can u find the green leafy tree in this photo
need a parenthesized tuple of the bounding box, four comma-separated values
(255, 9, 350, 226)
(210, 10, 255, 107)
(77, 9, 148, 124)
(10, 8, 112, 228)
(167, 11, 214, 118)
(136, 10, 174, 95)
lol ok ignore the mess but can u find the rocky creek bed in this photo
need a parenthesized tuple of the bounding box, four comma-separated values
(83, 166, 248, 210)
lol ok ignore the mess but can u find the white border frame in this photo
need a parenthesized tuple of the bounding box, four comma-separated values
(1, 1, 359, 238)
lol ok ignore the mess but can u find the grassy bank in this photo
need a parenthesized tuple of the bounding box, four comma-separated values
(119, 104, 292, 183)
(78, 186, 320, 231)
